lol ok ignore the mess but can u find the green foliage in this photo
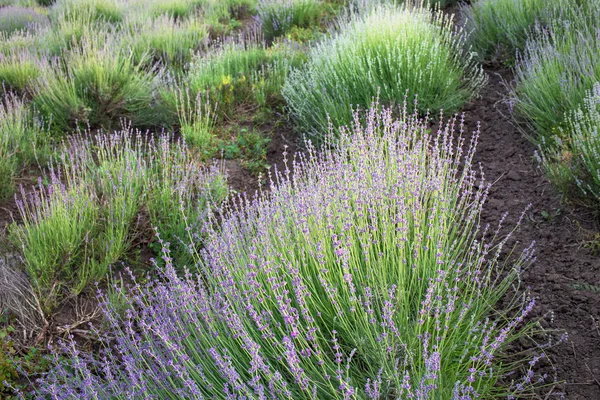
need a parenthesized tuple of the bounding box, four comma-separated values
(50, 0, 123, 24)
(258, 0, 325, 40)
(188, 38, 304, 118)
(282, 2, 486, 143)
(0, 51, 44, 96)
(9, 179, 99, 312)
(33, 35, 161, 133)
(0, 321, 50, 397)
(123, 14, 208, 72)
(538, 83, 600, 212)
(146, 139, 228, 266)
(511, 4, 600, 141)
(176, 89, 219, 157)
(0, 6, 48, 35)
(222, 127, 271, 175)
(461, 0, 563, 62)
(9, 130, 228, 313)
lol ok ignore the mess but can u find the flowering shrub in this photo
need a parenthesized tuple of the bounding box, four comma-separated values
(35, 105, 548, 398)
(538, 82, 600, 212)
(257, 0, 324, 40)
(283, 3, 485, 143)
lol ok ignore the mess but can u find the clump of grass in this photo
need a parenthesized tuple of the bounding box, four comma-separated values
(257, 0, 324, 40)
(123, 14, 208, 72)
(538, 82, 600, 212)
(35, 104, 550, 398)
(0, 6, 48, 35)
(283, 2, 485, 143)
(0, 93, 49, 200)
(33, 35, 161, 133)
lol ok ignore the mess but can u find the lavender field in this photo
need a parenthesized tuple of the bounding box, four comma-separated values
(0, 0, 599, 398)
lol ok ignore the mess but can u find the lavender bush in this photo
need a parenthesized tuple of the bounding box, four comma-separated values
(282, 2, 486, 143)
(9, 130, 227, 313)
(0, 6, 48, 35)
(33, 34, 163, 132)
(35, 104, 549, 399)
(0, 93, 49, 200)
(510, 4, 600, 140)
(257, 0, 324, 40)
(538, 82, 600, 212)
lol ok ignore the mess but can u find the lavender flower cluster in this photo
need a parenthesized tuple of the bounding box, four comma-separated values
(34, 104, 552, 399)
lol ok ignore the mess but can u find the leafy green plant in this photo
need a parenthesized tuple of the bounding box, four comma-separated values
(223, 127, 271, 175)
(283, 2, 486, 143)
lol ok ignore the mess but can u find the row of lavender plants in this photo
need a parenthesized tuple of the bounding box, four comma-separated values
(0, 0, 562, 397)
(0, 0, 327, 200)
(32, 104, 554, 399)
(463, 0, 600, 212)
(0, 0, 337, 394)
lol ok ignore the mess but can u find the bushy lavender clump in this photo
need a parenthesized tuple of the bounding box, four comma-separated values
(9, 129, 227, 312)
(461, 0, 563, 62)
(36, 105, 549, 399)
(0, 6, 48, 34)
(282, 2, 486, 143)
(257, 0, 323, 40)
(511, 5, 600, 140)
(33, 34, 163, 132)
(537, 82, 600, 212)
